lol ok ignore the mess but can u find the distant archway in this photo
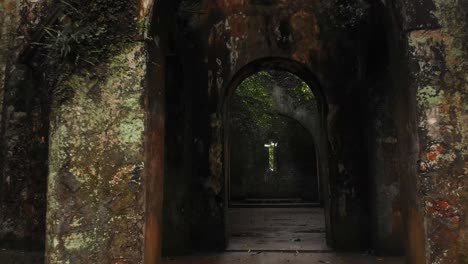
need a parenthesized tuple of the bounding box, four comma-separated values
(222, 58, 333, 247)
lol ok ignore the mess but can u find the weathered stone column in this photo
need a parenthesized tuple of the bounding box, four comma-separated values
(45, 44, 148, 263)
(402, 0, 467, 263)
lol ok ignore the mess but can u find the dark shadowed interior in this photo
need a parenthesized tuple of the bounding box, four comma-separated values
(226, 71, 326, 252)
(0, 0, 466, 263)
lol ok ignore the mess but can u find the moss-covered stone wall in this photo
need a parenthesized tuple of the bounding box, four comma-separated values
(45, 44, 147, 263)
(382, 0, 468, 263)
(403, 0, 467, 262)
(0, 0, 466, 263)
(2, 0, 156, 262)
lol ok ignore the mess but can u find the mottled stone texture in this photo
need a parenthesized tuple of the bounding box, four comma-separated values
(403, 0, 467, 263)
(1, 0, 156, 261)
(45, 44, 147, 263)
(0, 0, 465, 263)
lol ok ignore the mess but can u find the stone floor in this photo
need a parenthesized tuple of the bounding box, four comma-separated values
(162, 252, 404, 264)
(2, 251, 404, 264)
(0, 249, 44, 264)
(227, 207, 329, 251)
(1, 208, 405, 264)
(163, 207, 404, 264)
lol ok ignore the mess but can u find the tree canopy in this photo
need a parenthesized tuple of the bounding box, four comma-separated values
(230, 70, 316, 140)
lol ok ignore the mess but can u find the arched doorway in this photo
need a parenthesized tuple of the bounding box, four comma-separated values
(225, 69, 326, 251)
(221, 59, 332, 250)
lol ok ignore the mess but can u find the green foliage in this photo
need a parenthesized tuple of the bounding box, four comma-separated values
(37, 0, 138, 67)
(230, 70, 316, 140)
(230, 71, 274, 137)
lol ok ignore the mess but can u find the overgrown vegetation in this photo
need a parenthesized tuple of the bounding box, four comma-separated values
(54, 0, 137, 64)
(32, 0, 141, 103)
(230, 70, 316, 140)
(35, 0, 139, 69)
(231, 71, 274, 137)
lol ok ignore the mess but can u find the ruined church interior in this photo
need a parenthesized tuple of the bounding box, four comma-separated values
(0, 0, 466, 263)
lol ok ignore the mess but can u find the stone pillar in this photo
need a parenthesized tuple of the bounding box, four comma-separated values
(45, 44, 148, 263)
(401, 0, 468, 263)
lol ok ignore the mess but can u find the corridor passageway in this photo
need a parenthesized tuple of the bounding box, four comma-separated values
(223, 70, 328, 255)
(1, 0, 466, 263)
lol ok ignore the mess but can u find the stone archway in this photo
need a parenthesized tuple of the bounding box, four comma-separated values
(221, 58, 332, 247)
(0, 0, 464, 263)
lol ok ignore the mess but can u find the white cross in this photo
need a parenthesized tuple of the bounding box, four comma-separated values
(264, 141, 278, 172)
